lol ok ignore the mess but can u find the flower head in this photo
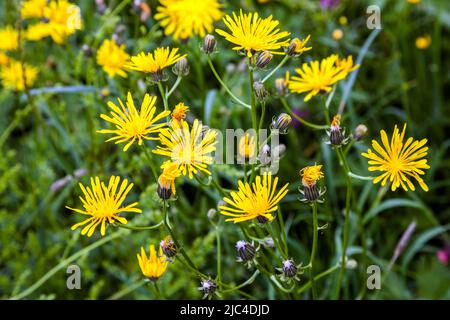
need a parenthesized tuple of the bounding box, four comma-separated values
(236, 240, 257, 262)
(215, 10, 290, 57)
(300, 165, 324, 187)
(66, 176, 142, 237)
(171, 102, 189, 122)
(0, 26, 18, 51)
(219, 173, 289, 223)
(286, 35, 312, 56)
(1, 60, 38, 91)
(155, 0, 224, 40)
(137, 245, 168, 281)
(198, 279, 217, 298)
(125, 47, 186, 80)
(153, 119, 218, 179)
(157, 160, 182, 200)
(160, 235, 177, 258)
(21, 0, 47, 18)
(361, 124, 430, 192)
(96, 39, 130, 78)
(98, 92, 170, 152)
(25, 23, 52, 41)
(44, 0, 82, 44)
(0, 52, 10, 66)
(415, 34, 431, 50)
(288, 54, 358, 102)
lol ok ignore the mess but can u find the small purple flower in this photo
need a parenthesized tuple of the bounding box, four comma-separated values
(320, 0, 340, 10)
(436, 245, 450, 266)
(198, 279, 217, 297)
(235, 240, 256, 262)
(282, 258, 298, 278)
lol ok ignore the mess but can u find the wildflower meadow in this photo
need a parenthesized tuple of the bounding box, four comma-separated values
(0, 0, 449, 302)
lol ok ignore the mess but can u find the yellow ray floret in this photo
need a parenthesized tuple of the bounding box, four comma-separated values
(137, 245, 168, 281)
(125, 47, 186, 74)
(96, 39, 130, 78)
(361, 124, 430, 192)
(0, 60, 38, 91)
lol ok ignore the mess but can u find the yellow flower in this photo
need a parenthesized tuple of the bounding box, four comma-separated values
(98, 92, 170, 152)
(0, 60, 38, 91)
(25, 23, 52, 41)
(0, 26, 19, 51)
(171, 102, 189, 122)
(66, 176, 142, 237)
(215, 10, 290, 58)
(287, 35, 312, 56)
(332, 28, 344, 41)
(300, 165, 324, 187)
(361, 124, 430, 192)
(44, 0, 82, 44)
(153, 119, 218, 179)
(407, 0, 420, 4)
(219, 173, 289, 223)
(96, 39, 130, 78)
(238, 133, 256, 159)
(158, 161, 182, 199)
(0, 52, 10, 66)
(125, 47, 186, 80)
(415, 34, 431, 50)
(21, 0, 47, 19)
(288, 54, 358, 102)
(155, 0, 224, 40)
(137, 245, 168, 281)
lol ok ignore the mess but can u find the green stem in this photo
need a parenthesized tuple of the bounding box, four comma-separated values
(309, 202, 319, 299)
(277, 208, 288, 255)
(259, 102, 266, 132)
(157, 82, 169, 113)
(298, 264, 339, 295)
(112, 220, 164, 231)
(207, 57, 251, 109)
(167, 76, 182, 98)
(280, 98, 328, 130)
(348, 172, 374, 181)
(249, 64, 258, 134)
(262, 55, 290, 83)
(107, 279, 146, 300)
(221, 270, 260, 293)
(216, 222, 222, 290)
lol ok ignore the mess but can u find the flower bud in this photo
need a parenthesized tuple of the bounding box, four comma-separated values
(82, 44, 93, 57)
(272, 144, 286, 159)
(263, 236, 275, 248)
(207, 208, 217, 220)
(256, 215, 270, 224)
(255, 50, 273, 69)
(259, 144, 271, 165)
(198, 279, 217, 297)
(282, 259, 297, 278)
(235, 240, 256, 262)
(271, 113, 292, 134)
(160, 235, 177, 258)
(286, 36, 312, 56)
(173, 57, 189, 76)
(353, 124, 368, 141)
(203, 34, 216, 54)
(157, 183, 172, 200)
(253, 81, 268, 102)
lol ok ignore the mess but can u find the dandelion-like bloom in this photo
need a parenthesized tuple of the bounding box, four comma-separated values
(137, 245, 168, 281)
(153, 119, 218, 179)
(155, 0, 224, 40)
(43, 0, 82, 44)
(125, 47, 186, 80)
(415, 34, 431, 50)
(299, 164, 325, 202)
(25, 23, 52, 41)
(0, 60, 38, 91)
(288, 54, 358, 102)
(171, 102, 189, 122)
(0, 26, 18, 51)
(98, 92, 170, 152)
(66, 176, 142, 237)
(238, 133, 256, 160)
(21, 0, 47, 18)
(157, 161, 181, 200)
(219, 173, 289, 223)
(286, 35, 312, 56)
(96, 39, 130, 78)
(361, 124, 430, 192)
(215, 10, 290, 57)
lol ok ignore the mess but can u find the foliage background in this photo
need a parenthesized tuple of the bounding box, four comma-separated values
(0, 0, 449, 299)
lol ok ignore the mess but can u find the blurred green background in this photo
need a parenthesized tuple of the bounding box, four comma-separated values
(0, 0, 449, 299)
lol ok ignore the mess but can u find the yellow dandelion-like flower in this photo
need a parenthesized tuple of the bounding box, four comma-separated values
(288, 54, 358, 102)
(361, 124, 430, 192)
(25, 23, 52, 41)
(415, 34, 431, 50)
(0, 60, 38, 91)
(287, 35, 312, 55)
(0, 52, 10, 66)
(125, 47, 186, 80)
(98, 92, 170, 152)
(407, 0, 420, 4)
(215, 10, 290, 57)
(158, 161, 182, 199)
(44, 0, 82, 44)
(300, 165, 324, 187)
(153, 119, 218, 179)
(171, 102, 189, 122)
(155, 0, 224, 40)
(21, 0, 47, 19)
(137, 245, 168, 281)
(66, 176, 142, 237)
(219, 173, 289, 223)
(0, 26, 19, 51)
(96, 39, 130, 78)
(238, 133, 256, 159)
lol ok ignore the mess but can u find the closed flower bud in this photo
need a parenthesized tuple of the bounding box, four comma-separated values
(263, 236, 275, 248)
(207, 208, 217, 219)
(253, 81, 268, 102)
(203, 34, 216, 54)
(82, 44, 93, 57)
(257, 215, 270, 224)
(157, 184, 172, 200)
(198, 279, 217, 297)
(328, 114, 348, 146)
(255, 50, 273, 69)
(271, 113, 292, 134)
(272, 144, 286, 159)
(173, 57, 189, 76)
(160, 235, 177, 258)
(282, 259, 298, 278)
(353, 124, 368, 141)
(235, 240, 256, 262)
(259, 144, 271, 165)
